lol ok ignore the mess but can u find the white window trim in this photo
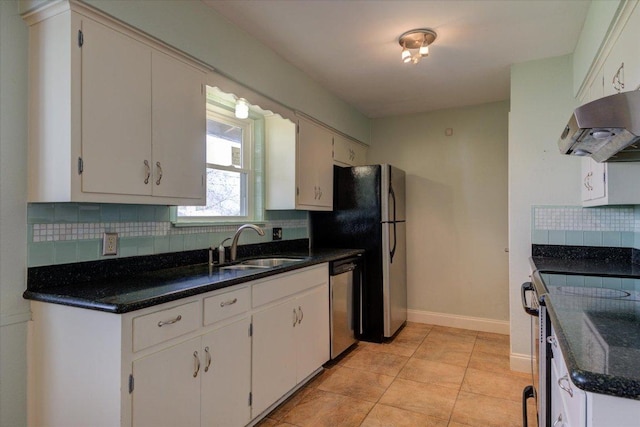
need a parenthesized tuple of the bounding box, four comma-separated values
(175, 103, 257, 224)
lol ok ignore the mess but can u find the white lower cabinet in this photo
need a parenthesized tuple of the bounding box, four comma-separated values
(252, 284, 329, 416)
(550, 327, 640, 427)
(28, 264, 329, 427)
(132, 337, 202, 427)
(132, 317, 252, 427)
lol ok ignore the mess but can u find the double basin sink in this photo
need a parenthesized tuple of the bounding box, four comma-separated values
(219, 257, 305, 271)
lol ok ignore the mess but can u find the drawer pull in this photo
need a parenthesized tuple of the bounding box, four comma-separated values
(297, 306, 303, 324)
(220, 298, 238, 308)
(157, 314, 182, 327)
(193, 351, 200, 378)
(558, 374, 574, 397)
(293, 308, 298, 327)
(204, 346, 212, 373)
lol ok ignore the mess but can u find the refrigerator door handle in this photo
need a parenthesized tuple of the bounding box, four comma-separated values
(389, 185, 397, 263)
(389, 184, 397, 223)
(390, 221, 397, 264)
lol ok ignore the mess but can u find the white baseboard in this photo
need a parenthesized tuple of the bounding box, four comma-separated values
(407, 309, 510, 335)
(510, 352, 533, 374)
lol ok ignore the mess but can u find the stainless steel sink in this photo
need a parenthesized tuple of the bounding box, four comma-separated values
(219, 264, 270, 271)
(241, 257, 305, 267)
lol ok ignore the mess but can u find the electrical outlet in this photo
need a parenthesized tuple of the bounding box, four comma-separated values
(102, 232, 118, 256)
(272, 227, 283, 241)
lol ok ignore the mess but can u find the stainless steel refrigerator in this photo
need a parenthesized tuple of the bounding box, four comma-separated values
(310, 164, 407, 342)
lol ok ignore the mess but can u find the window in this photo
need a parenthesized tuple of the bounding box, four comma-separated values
(177, 91, 256, 222)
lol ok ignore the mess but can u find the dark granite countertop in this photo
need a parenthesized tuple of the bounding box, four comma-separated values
(24, 239, 364, 314)
(530, 244, 640, 400)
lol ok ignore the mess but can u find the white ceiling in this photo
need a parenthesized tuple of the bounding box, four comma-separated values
(203, 0, 591, 118)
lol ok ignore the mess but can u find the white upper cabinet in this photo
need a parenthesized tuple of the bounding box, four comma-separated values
(333, 133, 368, 167)
(24, 3, 206, 205)
(578, 3, 640, 207)
(80, 17, 153, 197)
(296, 116, 334, 209)
(264, 114, 334, 211)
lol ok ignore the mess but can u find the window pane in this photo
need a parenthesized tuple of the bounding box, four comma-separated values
(206, 118, 243, 168)
(178, 169, 247, 217)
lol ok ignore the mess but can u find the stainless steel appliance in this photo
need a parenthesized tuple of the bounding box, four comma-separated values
(558, 90, 640, 162)
(310, 164, 407, 342)
(521, 278, 552, 427)
(329, 257, 361, 359)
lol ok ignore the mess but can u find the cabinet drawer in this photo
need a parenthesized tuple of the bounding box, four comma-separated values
(252, 264, 328, 308)
(133, 301, 200, 352)
(203, 286, 250, 326)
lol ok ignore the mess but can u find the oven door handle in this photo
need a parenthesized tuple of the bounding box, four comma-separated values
(522, 385, 536, 427)
(521, 282, 539, 317)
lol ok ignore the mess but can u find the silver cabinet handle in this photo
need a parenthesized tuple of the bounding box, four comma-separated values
(193, 351, 200, 378)
(157, 314, 182, 327)
(297, 306, 303, 324)
(144, 160, 151, 184)
(204, 346, 211, 373)
(220, 298, 238, 307)
(292, 308, 298, 327)
(553, 413, 563, 427)
(558, 374, 574, 397)
(547, 336, 558, 348)
(318, 187, 322, 199)
(155, 161, 163, 185)
(613, 62, 625, 93)
(583, 174, 589, 190)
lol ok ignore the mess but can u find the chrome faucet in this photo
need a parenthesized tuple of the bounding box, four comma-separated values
(230, 224, 265, 261)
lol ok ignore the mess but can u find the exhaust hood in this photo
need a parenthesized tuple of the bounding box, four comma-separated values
(558, 91, 640, 162)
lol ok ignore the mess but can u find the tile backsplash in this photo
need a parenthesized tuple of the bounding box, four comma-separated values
(532, 205, 640, 249)
(27, 203, 307, 267)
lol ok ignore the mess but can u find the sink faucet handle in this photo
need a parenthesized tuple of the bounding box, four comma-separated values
(218, 238, 231, 265)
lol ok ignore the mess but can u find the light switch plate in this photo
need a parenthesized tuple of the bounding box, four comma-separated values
(102, 232, 118, 256)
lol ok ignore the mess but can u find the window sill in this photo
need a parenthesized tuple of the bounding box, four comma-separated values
(172, 220, 266, 228)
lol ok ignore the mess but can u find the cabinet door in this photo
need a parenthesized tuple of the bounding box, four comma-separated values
(590, 161, 607, 201)
(132, 337, 200, 427)
(581, 158, 593, 202)
(201, 317, 251, 427)
(333, 134, 368, 167)
(151, 51, 206, 200)
(550, 360, 565, 427)
(295, 285, 330, 382)
(252, 299, 297, 416)
(81, 17, 152, 196)
(297, 117, 333, 209)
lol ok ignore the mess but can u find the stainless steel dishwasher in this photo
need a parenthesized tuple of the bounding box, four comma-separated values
(329, 256, 361, 359)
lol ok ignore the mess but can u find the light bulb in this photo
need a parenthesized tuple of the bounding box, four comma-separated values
(419, 43, 429, 57)
(401, 47, 411, 63)
(235, 98, 249, 119)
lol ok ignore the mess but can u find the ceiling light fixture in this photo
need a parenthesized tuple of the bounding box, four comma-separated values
(398, 28, 437, 64)
(235, 98, 249, 119)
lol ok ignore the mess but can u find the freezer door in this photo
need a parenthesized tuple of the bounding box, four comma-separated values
(382, 221, 407, 337)
(390, 166, 406, 221)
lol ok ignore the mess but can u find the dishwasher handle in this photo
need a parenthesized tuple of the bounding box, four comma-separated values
(332, 263, 357, 275)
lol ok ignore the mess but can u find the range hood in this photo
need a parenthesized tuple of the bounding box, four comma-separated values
(558, 90, 640, 162)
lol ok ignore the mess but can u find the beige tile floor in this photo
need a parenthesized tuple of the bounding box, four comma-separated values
(257, 322, 537, 427)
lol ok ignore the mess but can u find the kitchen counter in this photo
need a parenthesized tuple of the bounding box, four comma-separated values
(531, 244, 640, 400)
(24, 239, 363, 314)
